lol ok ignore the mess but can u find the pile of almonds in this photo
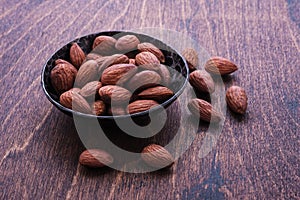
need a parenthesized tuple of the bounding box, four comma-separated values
(50, 34, 174, 116)
(50, 34, 248, 170)
(50, 34, 177, 169)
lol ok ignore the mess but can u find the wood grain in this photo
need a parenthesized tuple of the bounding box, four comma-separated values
(0, 0, 299, 199)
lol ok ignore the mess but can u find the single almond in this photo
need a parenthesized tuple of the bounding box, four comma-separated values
(98, 85, 132, 105)
(126, 70, 161, 92)
(70, 43, 86, 69)
(158, 64, 171, 86)
(91, 100, 106, 116)
(137, 86, 174, 102)
(92, 36, 117, 56)
(137, 42, 165, 62)
(79, 149, 113, 168)
(205, 57, 238, 75)
(75, 60, 99, 88)
(50, 61, 77, 94)
(115, 35, 140, 52)
(188, 98, 223, 123)
(79, 81, 102, 99)
(60, 90, 91, 114)
(97, 54, 129, 75)
(141, 144, 174, 168)
(182, 48, 199, 71)
(127, 100, 159, 114)
(135, 52, 160, 71)
(189, 70, 215, 93)
(101, 64, 137, 85)
(226, 86, 248, 114)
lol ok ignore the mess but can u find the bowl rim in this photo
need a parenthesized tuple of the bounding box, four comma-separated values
(41, 30, 189, 119)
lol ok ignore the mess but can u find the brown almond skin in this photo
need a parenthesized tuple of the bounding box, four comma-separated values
(127, 70, 161, 92)
(115, 35, 140, 52)
(97, 54, 129, 75)
(188, 98, 223, 123)
(70, 43, 86, 69)
(189, 70, 215, 93)
(138, 86, 174, 102)
(205, 57, 238, 75)
(60, 90, 91, 114)
(101, 64, 137, 85)
(141, 144, 174, 168)
(129, 59, 136, 65)
(50, 62, 77, 94)
(79, 81, 102, 99)
(79, 149, 113, 168)
(127, 100, 159, 114)
(92, 36, 117, 56)
(226, 86, 248, 114)
(158, 64, 171, 86)
(98, 85, 132, 105)
(135, 52, 160, 71)
(91, 100, 106, 116)
(75, 60, 99, 88)
(85, 53, 102, 61)
(107, 106, 126, 116)
(182, 48, 199, 71)
(137, 42, 165, 63)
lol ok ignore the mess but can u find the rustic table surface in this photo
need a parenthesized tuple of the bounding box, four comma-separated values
(1, 0, 299, 199)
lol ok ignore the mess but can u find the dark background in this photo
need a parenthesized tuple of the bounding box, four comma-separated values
(0, 0, 299, 199)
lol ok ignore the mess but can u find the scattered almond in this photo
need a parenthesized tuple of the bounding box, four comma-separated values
(205, 57, 238, 75)
(226, 86, 248, 114)
(189, 70, 215, 93)
(188, 98, 223, 123)
(141, 144, 174, 168)
(79, 149, 113, 168)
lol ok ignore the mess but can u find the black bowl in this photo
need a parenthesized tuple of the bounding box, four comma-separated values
(41, 31, 189, 121)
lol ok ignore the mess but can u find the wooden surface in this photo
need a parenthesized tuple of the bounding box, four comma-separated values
(1, 0, 299, 199)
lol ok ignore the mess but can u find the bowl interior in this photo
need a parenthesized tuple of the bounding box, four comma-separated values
(42, 31, 189, 119)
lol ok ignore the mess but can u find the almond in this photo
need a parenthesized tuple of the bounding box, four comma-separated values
(55, 59, 73, 66)
(98, 85, 132, 105)
(79, 149, 113, 168)
(70, 43, 86, 69)
(141, 144, 174, 168)
(85, 53, 102, 61)
(137, 86, 174, 102)
(127, 100, 159, 114)
(182, 48, 199, 71)
(188, 98, 223, 123)
(135, 52, 160, 71)
(75, 60, 99, 88)
(115, 35, 140, 52)
(60, 90, 91, 114)
(97, 54, 129, 75)
(50, 61, 77, 94)
(226, 86, 248, 114)
(107, 106, 126, 116)
(92, 36, 117, 56)
(79, 81, 102, 99)
(205, 57, 238, 75)
(137, 42, 165, 62)
(158, 64, 171, 86)
(91, 100, 106, 116)
(189, 70, 215, 93)
(126, 70, 161, 92)
(101, 64, 137, 85)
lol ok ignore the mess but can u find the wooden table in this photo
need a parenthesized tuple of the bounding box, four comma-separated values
(1, 0, 299, 199)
